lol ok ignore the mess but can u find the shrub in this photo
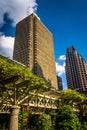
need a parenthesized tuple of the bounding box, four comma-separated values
(55, 105, 81, 130)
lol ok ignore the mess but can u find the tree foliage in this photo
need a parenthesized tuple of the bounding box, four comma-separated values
(58, 89, 87, 122)
(81, 121, 87, 130)
(38, 113, 53, 130)
(55, 105, 81, 130)
(0, 55, 48, 108)
(18, 110, 24, 130)
(60, 89, 87, 106)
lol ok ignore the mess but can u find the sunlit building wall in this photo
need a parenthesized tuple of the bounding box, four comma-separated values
(13, 13, 58, 89)
(65, 46, 87, 93)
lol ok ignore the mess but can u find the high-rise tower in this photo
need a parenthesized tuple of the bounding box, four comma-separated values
(57, 76, 63, 90)
(13, 13, 58, 89)
(65, 46, 87, 93)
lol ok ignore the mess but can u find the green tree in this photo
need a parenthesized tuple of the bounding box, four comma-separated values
(60, 89, 87, 107)
(38, 113, 53, 130)
(0, 55, 47, 107)
(58, 89, 87, 122)
(81, 121, 87, 130)
(55, 105, 81, 130)
(0, 55, 48, 130)
(18, 110, 24, 130)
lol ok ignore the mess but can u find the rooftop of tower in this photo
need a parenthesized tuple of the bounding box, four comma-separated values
(17, 13, 53, 36)
(66, 46, 87, 63)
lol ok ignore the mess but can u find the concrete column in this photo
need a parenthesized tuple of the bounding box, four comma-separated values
(9, 106, 20, 130)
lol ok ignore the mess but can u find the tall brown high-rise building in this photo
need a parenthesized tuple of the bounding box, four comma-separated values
(13, 13, 58, 89)
(65, 46, 87, 93)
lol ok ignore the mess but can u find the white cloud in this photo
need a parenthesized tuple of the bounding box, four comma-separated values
(0, 0, 38, 26)
(56, 62, 65, 76)
(0, 35, 14, 58)
(56, 55, 66, 76)
(59, 55, 66, 60)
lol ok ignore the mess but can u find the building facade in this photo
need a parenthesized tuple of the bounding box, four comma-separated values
(65, 46, 87, 93)
(13, 13, 58, 89)
(57, 76, 63, 90)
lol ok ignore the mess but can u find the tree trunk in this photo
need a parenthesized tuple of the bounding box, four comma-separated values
(9, 106, 20, 130)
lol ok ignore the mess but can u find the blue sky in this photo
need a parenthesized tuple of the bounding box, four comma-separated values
(0, 0, 87, 89)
